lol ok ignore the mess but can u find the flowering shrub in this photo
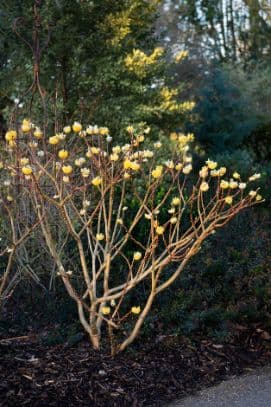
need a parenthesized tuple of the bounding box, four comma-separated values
(0, 120, 263, 354)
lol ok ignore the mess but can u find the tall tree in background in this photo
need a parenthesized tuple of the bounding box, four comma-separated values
(0, 0, 194, 138)
(161, 0, 271, 63)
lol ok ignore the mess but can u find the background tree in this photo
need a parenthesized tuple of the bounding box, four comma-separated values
(0, 0, 194, 140)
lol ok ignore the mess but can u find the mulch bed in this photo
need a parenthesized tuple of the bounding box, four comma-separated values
(0, 325, 271, 406)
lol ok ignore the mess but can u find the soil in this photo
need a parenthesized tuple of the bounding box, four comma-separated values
(1, 323, 271, 406)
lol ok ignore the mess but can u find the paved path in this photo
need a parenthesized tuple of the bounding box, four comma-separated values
(170, 366, 271, 407)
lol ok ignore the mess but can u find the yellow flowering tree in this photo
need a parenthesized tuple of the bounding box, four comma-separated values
(2, 120, 263, 354)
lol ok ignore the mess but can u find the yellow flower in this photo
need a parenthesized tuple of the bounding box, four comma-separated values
(62, 165, 73, 175)
(130, 161, 140, 171)
(96, 233, 105, 241)
(168, 208, 175, 214)
(220, 180, 229, 189)
(225, 196, 233, 205)
(99, 127, 109, 136)
(102, 306, 111, 315)
(7, 195, 13, 202)
(91, 147, 100, 155)
(183, 164, 192, 174)
(143, 150, 154, 159)
(229, 180, 238, 189)
(233, 172, 240, 180)
(199, 166, 208, 178)
(172, 197, 180, 206)
(72, 122, 82, 133)
(165, 160, 174, 169)
(20, 158, 29, 166)
(75, 157, 86, 166)
(133, 252, 142, 261)
(131, 306, 141, 314)
(145, 213, 152, 220)
(22, 166, 33, 176)
(137, 135, 145, 143)
(175, 163, 183, 171)
(21, 119, 31, 133)
(249, 190, 257, 198)
(33, 128, 43, 139)
(110, 153, 119, 161)
(5, 130, 17, 142)
(123, 172, 131, 180)
(154, 141, 162, 149)
(239, 182, 247, 190)
(126, 126, 134, 133)
(49, 135, 60, 145)
(218, 167, 227, 177)
(152, 165, 163, 179)
(63, 125, 71, 134)
(200, 182, 209, 192)
(156, 226, 165, 235)
(170, 217, 178, 224)
(81, 168, 90, 178)
(112, 146, 121, 154)
(123, 159, 132, 170)
(206, 159, 217, 170)
(249, 173, 261, 181)
(58, 149, 69, 160)
(63, 176, 70, 183)
(256, 194, 262, 201)
(92, 176, 102, 186)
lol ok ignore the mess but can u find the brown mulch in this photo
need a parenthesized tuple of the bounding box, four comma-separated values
(0, 326, 271, 406)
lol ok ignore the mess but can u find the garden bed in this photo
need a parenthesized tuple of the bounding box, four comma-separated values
(1, 324, 270, 406)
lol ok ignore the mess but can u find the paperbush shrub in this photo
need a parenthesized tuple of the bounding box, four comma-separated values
(0, 120, 263, 354)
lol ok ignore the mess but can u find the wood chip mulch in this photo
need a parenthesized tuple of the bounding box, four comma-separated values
(0, 328, 271, 406)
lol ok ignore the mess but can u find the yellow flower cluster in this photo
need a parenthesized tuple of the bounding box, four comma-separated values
(160, 87, 193, 113)
(91, 176, 102, 186)
(123, 159, 140, 171)
(102, 11, 131, 46)
(179, 101, 196, 112)
(21, 119, 32, 133)
(124, 47, 164, 78)
(152, 165, 163, 179)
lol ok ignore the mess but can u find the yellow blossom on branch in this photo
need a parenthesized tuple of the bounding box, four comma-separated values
(92, 176, 102, 186)
(225, 196, 233, 205)
(33, 128, 43, 139)
(152, 165, 163, 179)
(5, 130, 17, 142)
(131, 306, 141, 314)
(96, 233, 105, 241)
(21, 119, 31, 133)
(62, 165, 73, 175)
(155, 226, 165, 235)
(102, 306, 111, 315)
(133, 252, 142, 261)
(72, 122, 82, 133)
(22, 166, 33, 176)
(58, 150, 69, 160)
(200, 182, 209, 192)
(49, 136, 60, 145)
